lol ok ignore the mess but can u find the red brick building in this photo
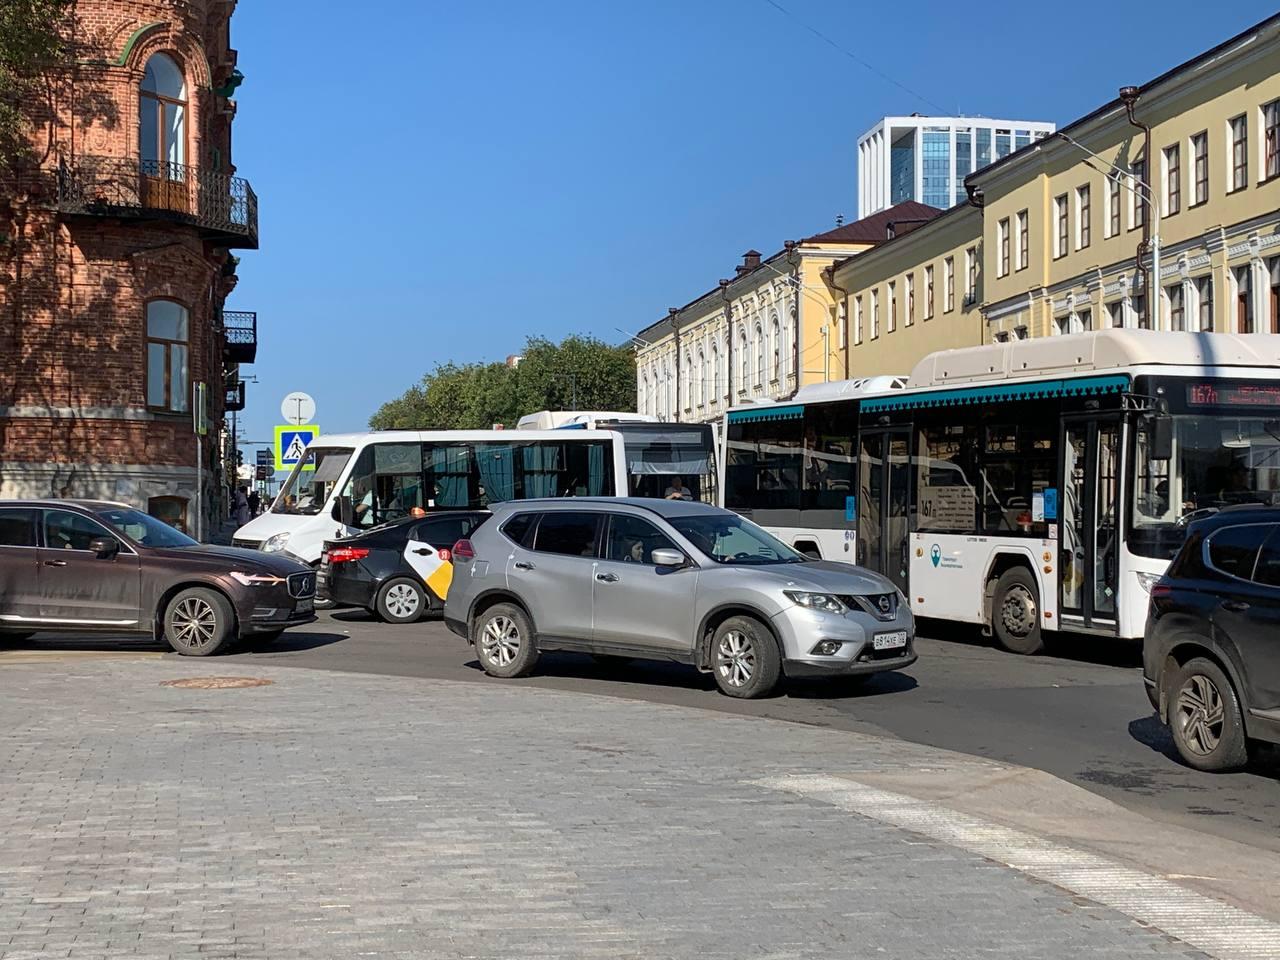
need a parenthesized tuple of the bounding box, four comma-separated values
(0, 0, 257, 537)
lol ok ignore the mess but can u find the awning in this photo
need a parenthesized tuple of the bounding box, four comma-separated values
(860, 375, 1129, 413)
(727, 404, 804, 424)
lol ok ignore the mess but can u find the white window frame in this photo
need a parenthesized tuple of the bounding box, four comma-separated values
(853, 295, 863, 344)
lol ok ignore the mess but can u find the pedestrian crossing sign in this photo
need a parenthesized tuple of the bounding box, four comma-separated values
(274, 424, 320, 472)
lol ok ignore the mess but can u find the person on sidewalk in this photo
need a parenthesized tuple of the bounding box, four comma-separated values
(233, 486, 251, 527)
(247, 489, 260, 517)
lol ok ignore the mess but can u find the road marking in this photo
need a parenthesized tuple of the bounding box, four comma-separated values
(757, 773, 1280, 960)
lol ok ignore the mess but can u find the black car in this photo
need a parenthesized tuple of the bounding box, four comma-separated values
(1144, 506, 1280, 771)
(319, 511, 487, 623)
(0, 499, 316, 655)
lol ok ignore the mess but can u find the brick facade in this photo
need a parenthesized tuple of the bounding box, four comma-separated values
(0, 0, 254, 536)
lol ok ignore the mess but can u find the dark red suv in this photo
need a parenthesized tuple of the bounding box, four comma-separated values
(0, 499, 316, 655)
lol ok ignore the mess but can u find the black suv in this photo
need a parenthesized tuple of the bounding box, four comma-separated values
(1144, 507, 1280, 771)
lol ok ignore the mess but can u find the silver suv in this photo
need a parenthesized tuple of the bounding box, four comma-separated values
(443, 498, 915, 698)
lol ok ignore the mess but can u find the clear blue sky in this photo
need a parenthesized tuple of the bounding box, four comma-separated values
(229, 0, 1278, 453)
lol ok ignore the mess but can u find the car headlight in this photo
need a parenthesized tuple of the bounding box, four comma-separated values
(261, 532, 291, 553)
(784, 591, 847, 614)
(1135, 571, 1163, 594)
(229, 571, 287, 587)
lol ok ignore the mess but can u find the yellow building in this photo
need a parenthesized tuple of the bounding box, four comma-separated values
(829, 203, 985, 377)
(837, 11, 1280, 377)
(633, 202, 940, 423)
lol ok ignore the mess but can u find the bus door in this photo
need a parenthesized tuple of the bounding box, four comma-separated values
(1059, 417, 1120, 631)
(857, 428, 911, 594)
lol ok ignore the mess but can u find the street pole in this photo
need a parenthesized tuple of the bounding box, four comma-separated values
(193, 381, 202, 542)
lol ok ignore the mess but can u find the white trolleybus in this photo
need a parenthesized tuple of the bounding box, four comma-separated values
(722, 330, 1280, 653)
(516, 409, 718, 503)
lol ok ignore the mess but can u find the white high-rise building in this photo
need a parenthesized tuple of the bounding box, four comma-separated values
(858, 115, 1056, 216)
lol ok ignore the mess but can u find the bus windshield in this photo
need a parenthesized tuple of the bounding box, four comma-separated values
(272, 447, 353, 515)
(1131, 414, 1280, 556)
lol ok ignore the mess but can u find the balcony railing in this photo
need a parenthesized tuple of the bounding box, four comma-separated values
(221, 310, 257, 364)
(224, 380, 246, 411)
(56, 156, 258, 248)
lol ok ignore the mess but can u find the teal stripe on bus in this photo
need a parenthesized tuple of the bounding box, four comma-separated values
(859, 374, 1130, 413)
(726, 404, 804, 423)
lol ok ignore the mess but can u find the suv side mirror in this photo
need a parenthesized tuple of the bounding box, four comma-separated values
(88, 536, 119, 559)
(1149, 415, 1174, 461)
(651, 548, 686, 568)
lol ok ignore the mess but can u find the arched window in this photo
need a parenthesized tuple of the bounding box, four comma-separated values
(696, 348, 706, 407)
(639, 373, 648, 417)
(146, 299, 189, 412)
(683, 352, 692, 410)
(771, 315, 782, 381)
(710, 340, 720, 405)
(140, 53, 187, 174)
(754, 324, 764, 388)
(662, 361, 671, 418)
(738, 329, 749, 392)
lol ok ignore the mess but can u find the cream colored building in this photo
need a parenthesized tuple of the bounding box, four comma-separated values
(838, 11, 1280, 377)
(633, 202, 940, 423)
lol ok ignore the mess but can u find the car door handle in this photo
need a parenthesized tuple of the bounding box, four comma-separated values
(412, 548, 432, 556)
(595, 572, 619, 583)
(514, 561, 535, 570)
(43, 559, 68, 567)
(1221, 599, 1251, 612)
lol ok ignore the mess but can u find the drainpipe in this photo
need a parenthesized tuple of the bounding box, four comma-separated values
(668, 308, 680, 422)
(1120, 85, 1156, 329)
(784, 241, 800, 397)
(719, 279, 732, 406)
(823, 265, 851, 380)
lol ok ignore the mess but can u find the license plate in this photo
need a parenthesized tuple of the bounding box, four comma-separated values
(296, 597, 314, 614)
(873, 630, 908, 651)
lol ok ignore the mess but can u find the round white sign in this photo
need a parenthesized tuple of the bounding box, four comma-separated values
(281, 392, 316, 425)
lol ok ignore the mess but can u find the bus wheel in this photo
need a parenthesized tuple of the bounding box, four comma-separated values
(992, 567, 1044, 655)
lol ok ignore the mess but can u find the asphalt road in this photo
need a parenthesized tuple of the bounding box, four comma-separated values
(8, 611, 1279, 851)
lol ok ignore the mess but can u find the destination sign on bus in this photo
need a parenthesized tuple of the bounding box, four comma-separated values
(1186, 383, 1280, 407)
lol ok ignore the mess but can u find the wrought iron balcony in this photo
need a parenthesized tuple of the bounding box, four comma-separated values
(56, 156, 258, 249)
(224, 379, 246, 412)
(221, 310, 257, 364)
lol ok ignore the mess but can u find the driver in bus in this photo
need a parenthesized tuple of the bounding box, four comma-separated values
(353, 478, 378, 528)
(664, 476, 693, 501)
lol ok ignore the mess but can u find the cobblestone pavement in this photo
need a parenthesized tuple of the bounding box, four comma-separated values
(0, 660, 1228, 959)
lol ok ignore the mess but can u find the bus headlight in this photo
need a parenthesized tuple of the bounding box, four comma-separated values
(1135, 571, 1163, 594)
(262, 532, 292, 553)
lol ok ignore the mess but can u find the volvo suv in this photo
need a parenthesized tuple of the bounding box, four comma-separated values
(0, 499, 316, 655)
(444, 498, 916, 698)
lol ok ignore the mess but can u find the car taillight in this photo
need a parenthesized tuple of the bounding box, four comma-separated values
(437, 547, 453, 563)
(1150, 584, 1174, 600)
(452, 539, 475, 561)
(328, 546, 370, 564)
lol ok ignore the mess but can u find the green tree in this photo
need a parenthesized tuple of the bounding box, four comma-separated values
(369, 334, 636, 430)
(0, 0, 73, 169)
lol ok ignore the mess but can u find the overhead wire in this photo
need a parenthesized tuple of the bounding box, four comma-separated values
(760, 0, 952, 115)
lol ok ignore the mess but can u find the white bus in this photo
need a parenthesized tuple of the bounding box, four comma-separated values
(517, 410, 718, 503)
(722, 330, 1280, 653)
(232, 429, 628, 565)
